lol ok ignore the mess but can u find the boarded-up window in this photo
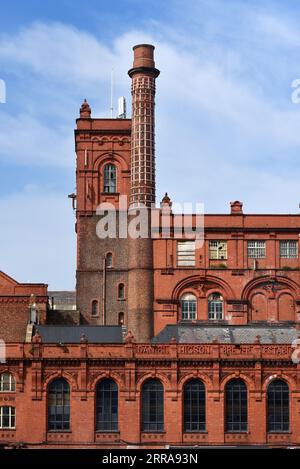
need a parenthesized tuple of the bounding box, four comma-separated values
(251, 293, 267, 321)
(278, 294, 294, 322)
(177, 241, 195, 267)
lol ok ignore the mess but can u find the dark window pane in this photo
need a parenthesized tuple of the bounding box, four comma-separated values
(142, 379, 164, 432)
(225, 379, 248, 432)
(267, 380, 289, 433)
(96, 379, 118, 432)
(183, 379, 206, 432)
(47, 379, 70, 431)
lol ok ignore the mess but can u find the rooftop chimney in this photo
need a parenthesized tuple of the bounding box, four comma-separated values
(230, 200, 243, 215)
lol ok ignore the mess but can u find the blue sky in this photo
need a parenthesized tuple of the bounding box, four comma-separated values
(0, 0, 300, 289)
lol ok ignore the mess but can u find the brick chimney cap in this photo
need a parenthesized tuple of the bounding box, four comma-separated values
(129, 44, 160, 78)
(133, 44, 155, 51)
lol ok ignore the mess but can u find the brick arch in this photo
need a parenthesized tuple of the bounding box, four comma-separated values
(262, 373, 296, 392)
(136, 372, 171, 393)
(178, 288, 198, 300)
(171, 274, 235, 301)
(0, 368, 16, 379)
(43, 371, 78, 392)
(93, 152, 129, 172)
(178, 373, 213, 392)
(0, 369, 17, 388)
(249, 289, 268, 321)
(89, 372, 125, 392)
(277, 291, 296, 321)
(241, 275, 300, 301)
(220, 373, 255, 392)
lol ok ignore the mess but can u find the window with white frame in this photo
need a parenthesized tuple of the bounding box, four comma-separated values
(181, 293, 197, 321)
(247, 240, 266, 259)
(280, 241, 298, 259)
(0, 373, 16, 392)
(208, 293, 224, 320)
(177, 241, 196, 267)
(209, 241, 227, 260)
(104, 164, 117, 193)
(0, 406, 15, 429)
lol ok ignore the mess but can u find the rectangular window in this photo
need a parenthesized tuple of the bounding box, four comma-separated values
(247, 240, 266, 259)
(177, 241, 196, 267)
(0, 406, 15, 429)
(209, 241, 227, 260)
(280, 240, 298, 259)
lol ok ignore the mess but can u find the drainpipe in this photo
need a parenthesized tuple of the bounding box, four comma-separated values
(102, 257, 106, 325)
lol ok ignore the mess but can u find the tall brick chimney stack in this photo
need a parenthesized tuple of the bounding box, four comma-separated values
(126, 45, 159, 342)
(128, 44, 160, 207)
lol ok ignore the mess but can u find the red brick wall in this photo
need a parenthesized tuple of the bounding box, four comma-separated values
(153, 214, 300, 334)
(0, 342, 298, 448)
(0, 272, 48, 342)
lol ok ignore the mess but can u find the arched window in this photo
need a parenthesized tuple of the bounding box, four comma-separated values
(96, 379, 118, 432)
(106, 252, 113, 268)
(225, 379, 248, 432)
(142, 379, 164, 432)
(0, 406, 15, 429)
(267, 379, 289, 433)
(48, 378, 70, 431)
(181, 293, 197, 321)
(118, 283, 125, 300)
(208, 293, 224, 320)
(104, 164, 116, 193)
(183, 379, 206, 432)
(91, 300, 98, 317)
(118, 312, 124, 326)
(0, 373, 16, 392)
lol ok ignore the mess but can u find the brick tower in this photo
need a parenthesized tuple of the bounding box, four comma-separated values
(127, 45, 160, 341)
(75, 44, 159, 342)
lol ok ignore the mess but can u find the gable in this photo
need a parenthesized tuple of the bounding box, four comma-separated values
(0, 271, 18, 294)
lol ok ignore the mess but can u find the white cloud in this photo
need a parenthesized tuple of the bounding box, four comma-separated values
(0, 22, 114, 84)
(0, 111, 74, 167)
(1, 5, 300, 288)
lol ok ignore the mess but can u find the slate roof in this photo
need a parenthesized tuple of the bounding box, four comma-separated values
(37, 325, 123, 344)
(152, 323, 300, 344)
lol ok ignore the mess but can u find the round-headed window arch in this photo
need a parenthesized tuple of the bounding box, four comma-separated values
(96, 378, 118, 432)
(118, 283, 125, 300)
(267, 379, 289, 433)
(118, 312, 125, 326)
(106, 252, 113, 268)
(180, 293, 197, 321)
(141, 379, 164, 432)
(103, 163, 117, 193)
(48, 378, 70, 431)
(183, 379, 206, 432)
(91, 300, 98, 317)
(208, 293, 224, 320)
(225, 378, 248, 432)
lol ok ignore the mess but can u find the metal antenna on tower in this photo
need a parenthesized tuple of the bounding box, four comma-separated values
(110, 69, 114, 118)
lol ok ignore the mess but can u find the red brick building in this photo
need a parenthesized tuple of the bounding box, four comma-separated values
(0, 44, 300, 448)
